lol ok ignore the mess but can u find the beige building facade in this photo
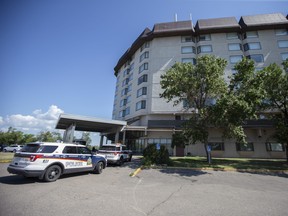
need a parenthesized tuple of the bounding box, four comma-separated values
(112, 13, 288, 158)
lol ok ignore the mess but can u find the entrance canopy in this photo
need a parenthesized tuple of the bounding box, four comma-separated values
(55, 113, 127, 143)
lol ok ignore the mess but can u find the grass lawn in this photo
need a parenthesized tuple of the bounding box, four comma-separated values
(0, 152, 14, 163)
(171, 156, 288, 171)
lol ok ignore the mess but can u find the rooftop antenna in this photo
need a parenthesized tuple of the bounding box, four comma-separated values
(174, 13, 178, 22)
(190, 13, 195, 31)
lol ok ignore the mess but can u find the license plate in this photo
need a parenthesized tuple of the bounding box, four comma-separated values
(13, 157, 29, 166)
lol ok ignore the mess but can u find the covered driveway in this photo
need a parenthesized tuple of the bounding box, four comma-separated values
(55, 113, 127, 145)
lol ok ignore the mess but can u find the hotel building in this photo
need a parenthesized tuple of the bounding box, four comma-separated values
(112, 13, 288, 158)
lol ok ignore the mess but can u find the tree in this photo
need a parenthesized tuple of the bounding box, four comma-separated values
(212, 58, 264, 143)
(160, 55, 228, 163)
(81, 132, 92, 146)
(258, 59, 288, 161)
(36, 131, 62, 142)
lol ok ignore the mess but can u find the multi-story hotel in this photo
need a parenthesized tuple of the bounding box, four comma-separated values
(112, 13, 288, 158)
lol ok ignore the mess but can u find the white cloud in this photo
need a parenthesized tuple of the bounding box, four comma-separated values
(0, 105, 64, 134)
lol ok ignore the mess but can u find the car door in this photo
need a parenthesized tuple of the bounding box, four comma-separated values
(77, 147, 93, 171)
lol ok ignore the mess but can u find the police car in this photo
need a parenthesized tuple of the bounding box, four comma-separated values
(98, 144, 132, 165)
(7, 142, 107, 182)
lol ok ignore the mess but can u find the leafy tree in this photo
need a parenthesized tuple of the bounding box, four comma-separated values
(258, 59, 288, 161)
(212, 58, 264, 143)
(0, 127, 37, 144)
(36, 131, 62, 142)
(160, 55, 227, 163)
(171, 132, 188, 149)
(81, 132, 92, 146)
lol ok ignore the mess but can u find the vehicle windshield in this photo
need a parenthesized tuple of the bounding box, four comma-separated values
(21, 144, 58, 153)
(99, 146, 120, 151)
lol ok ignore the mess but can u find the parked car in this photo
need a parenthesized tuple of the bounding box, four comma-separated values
(7, 142, 107, 182)
(98, 144, 132, 165)
(3, 145, 23, 153)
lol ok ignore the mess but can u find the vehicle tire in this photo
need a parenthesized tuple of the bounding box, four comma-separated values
(118, 157, 124, 166)
(94, 161, 104, 174)
(13, 149, 17, 153)
(44, 165, 61, 182)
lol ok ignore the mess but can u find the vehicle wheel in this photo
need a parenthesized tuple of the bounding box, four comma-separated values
(13, 149, 17, 153)
(94, 162, 104, 174)
(118, 157, 124, 166)
(44, 165, 61, 182)
(4, 149, 7, 152)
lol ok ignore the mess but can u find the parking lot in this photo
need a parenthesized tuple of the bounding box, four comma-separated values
(0, 158, 288, 216)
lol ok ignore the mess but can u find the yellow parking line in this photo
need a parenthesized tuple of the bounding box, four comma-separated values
(130, 167, 142, 177)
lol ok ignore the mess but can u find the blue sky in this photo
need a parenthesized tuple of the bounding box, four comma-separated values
(0, 0, 287, 143)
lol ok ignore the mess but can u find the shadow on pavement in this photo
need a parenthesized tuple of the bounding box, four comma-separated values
(0, 175, 41, 185)
(158, 167, 209, 177)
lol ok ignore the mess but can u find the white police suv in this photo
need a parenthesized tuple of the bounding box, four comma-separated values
(7, 142, 107, 182)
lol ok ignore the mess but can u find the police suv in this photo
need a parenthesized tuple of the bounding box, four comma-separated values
(7, 142, 107, 182)
(98, 144, 132, 165)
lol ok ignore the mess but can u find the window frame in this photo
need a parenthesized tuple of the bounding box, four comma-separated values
(236, 142, 254, 151)
(181, 46, 195, 54)
(208, 142, 225, 151)
(266, 142, 285, 152)
(228, 43, 242, 51)
(248, 54, 264, 63)
(229, 55, 243, 64)
(138, 74, 148, 85)
(136, 100, 146, 111)
(197, 45, 213, 54)
(278, 40, 288, 48)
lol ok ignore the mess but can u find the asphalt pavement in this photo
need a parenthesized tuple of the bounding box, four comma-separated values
(0, 159, 288, 216)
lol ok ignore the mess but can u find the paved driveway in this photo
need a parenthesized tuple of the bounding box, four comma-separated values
(0, 159, 287, 216)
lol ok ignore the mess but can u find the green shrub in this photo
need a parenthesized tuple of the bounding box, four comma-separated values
(142, 144, 172, 166)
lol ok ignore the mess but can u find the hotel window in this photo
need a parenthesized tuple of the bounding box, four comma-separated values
(228, 43, 242, 51)
(197, 45, 212, 53)
(121, 88, 128, 96)
(138, 74, 148, 85)
(226, 32, 240, 40)
(230, 55, 243, 64)
(209, 142, 225, 151)
(125, 107, 130, 116)
(236, 142, 254, 151)
(275, 29, 288, 36)
(127, 84, 132, 93)
(120, 99, 127, 107)
(129, 63, 134, 71)
(248, 54, 264, 63)
(181, 46, 196, 54)
(183, 98, 194, 109)
(136, 100, 146, 111)
(119, 110, 125, 118)
(126, 95, 131, 103)
(198, 34, 211, 41)
(278, 40, 288, 48)
(137, 87, 147, 97)
(122, 78, 129, 87)
(266, 142, 284, 152)
(181, 36, 195, 43)
(281, 53, 288, 60)
(139, 62, 148, 73)
(140, 51, 149, 62)
(243, 31, 258, 39)
(140, 42, 150, 52)
(182, 58, 196, 65)
(243, 42, 261, 51)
